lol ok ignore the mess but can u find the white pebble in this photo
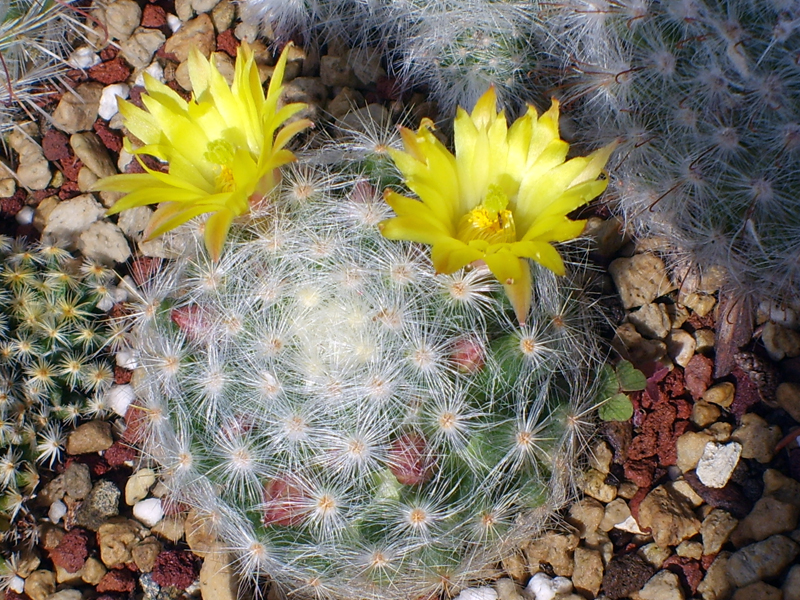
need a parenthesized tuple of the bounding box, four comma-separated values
(525, 573, 573, 600)
(696, 441, 742, 488)
(615, 515, 646, 534)
(113, 280, 132, 303)
(67, 46, 101, 69)
(135, 61, 165, 87)
(105, 384, 135, 417)
(117, 147, 135, 172)
(48, 500, 67, 523)
(454, 587, 498, 600)
(15, 205, 34, 225)
(9, 575, 24, 594)
(98, 83, 130, 120)
(133, 497, 164, 527)
(116, 349, 138, 370)
(167, 13, 182, 32)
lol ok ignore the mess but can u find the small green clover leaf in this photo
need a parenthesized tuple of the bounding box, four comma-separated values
(597, 360, 645, 422)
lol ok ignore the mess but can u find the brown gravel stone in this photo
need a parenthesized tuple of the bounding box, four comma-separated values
(638, 485, 701, 548)
(42, 129, 71, 161)
(662, 555, 703, 595)
(684, 470, 752, 519)
(602, 553, 656, 600)
(0, 190, 25, 217)
(113, 366, 133, 385)
(104, 441, 137, 467)
(93, 120, 123, 152)
(217, 28, 239, 57)
(684, 354, 713, 400)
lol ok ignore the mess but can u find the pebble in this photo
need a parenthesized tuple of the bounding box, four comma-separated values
(132, 498, 163, 529)
(784, 565, 800, 600)
(163, 13, 216, 62)
(74, 480, 121, 530)
(581, 468, 617, 503)
(79, 221, 132, 265)
(67, 420, 114, 455)
(613, 323, 668, 366)
(602, 553, 656, 600)
(68, 46, 101, 69)
(134, 61, 166, 87)
(98, 520, 143, 567)
(121, 27, 167, 68)
(8, 128, 51, 190)
(151, 515, 185, 542)
(627, 302, 671, 339)
(280, 76, 328, 123)
(637, 485, 701, 548)
(678, 291, 716, 317)
(97, 0, 142, 41)
(190, 0, 220, 14)
(701, 509, 738, 555)
(702, 382, 735, 408)
(697, 552, 732, 600)
(453, 587, 498, 600)
(45, 591, 82, 600)
(98, 84, 130, 120)
(762, 321, 800, 361)
(665, 329, 696, 367)
(609, 253, 675, 309)
(81, 557, 106, 585)
(167, 13, 183, 31)
(675, 540, 703, 559)
(71, 132, 117, 179)
(763, 469, 800, 507)
(638, 570, 684, 600)
(494, 578, 524, 600)
(24, 569, 55, 600)
(732, 496, 800, 545)
(777, 382, 800, 423)
(63, 462, 92, 500)
(568, 497, 604, 537)
(731, 413, 782, 464)
(131, 536, 162, 573)
(694, 328, 715, 353)
(52, 82, 103, 134)
(676, 430, 714, 473)
(0, 177, 15, 197)
(126, 469, 157, 505)
(184, 508, 218, 557)
(525, 532, 579, 578)
(525, 572, 572, 600)
(15, 205, 34, 225)
(211, 0, 235, 31)
(572, 547, 603, 597)
(690, 401, 721, 428)
(339, 103, 391, 136)
(48, 500, 67, 524)
(696, 441, 742, 488)
(726, 534, 800, 588)
(732, 582, 782, 600)
(104, 384, 135, 418)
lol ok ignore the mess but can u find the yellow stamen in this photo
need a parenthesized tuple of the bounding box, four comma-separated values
(457, 185, 516, 244)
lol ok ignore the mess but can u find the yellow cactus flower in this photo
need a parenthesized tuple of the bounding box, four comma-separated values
(379, 86, 616, 325)
(94, 43, 312, 261)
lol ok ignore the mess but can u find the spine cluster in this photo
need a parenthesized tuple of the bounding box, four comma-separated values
(124, 157, 601, 599)
(546, 0, 800, 305)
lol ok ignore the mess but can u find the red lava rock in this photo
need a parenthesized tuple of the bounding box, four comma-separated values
(624, 457, 656, 489)
(67, 454, 111, 477)
(59, 154, 82, 181)
(684, 354, 713, 399)
(122, 403, 149, 445)
(89, 56, 133, 85)
(0, 190, 25, 216)
(663, 555, 703, 594)
(94, 119, 123, 152)
(128, 85, 146, 109)
(672, 398, 693, 420)
(663, 368, 687, 400)
(141, 3, 167, 27)
(131, 256, 163, 286)
(125, 153, 168, 174)
(99, 46, 119, 61)
(49, 527, 90, 573)
(686, 311, 715, 330)
(166, 80, 191, 101)
(58, 181, 81, 200)
(30, 188, 57, 202)
(628, 428, 657, 461)
(151, 550, 200, 590)
(216, 28, 239, 57)
(628, 485, 651, 522)
(97, 568, 136, 593)
(701, 554, 716, 570)
(5, 590, 26, 600)
(42, 129, 71, 161)
(729, 366, 763, 420)
(104, 441, 138, 467)
(114, 366, 133, 385)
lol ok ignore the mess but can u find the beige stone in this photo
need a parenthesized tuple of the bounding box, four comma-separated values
(66, 421, 113, 454)
(763, 468, 800, 508)
(732, 496, 800, 546)
(200, 544, 239, 600)
(691, 401, 721, 428)
(609, 254, 675, 309)
(152, 514, 185, 542)
(697, 552, 732, 600)
(731, 582, 782, 600)
(731, 413, 782, 463)
(694, 328, 715, 353)
(676, 540, 703, 559)
(640, 542, 672, 569)
(24, 570, 55, 600)
(581, 468, 617, 503)
(704, 382, 735, 408)
(164, 14, 216, 63)
(185, 508, 218, 558)
(726, 534, 800, 588)
(568, 498, 604, 537)
(784, 564, 800, 600)
(132, 536, 162, 572)
(638, 485, 701, 548)
(777, 382, 800, 423)
(599, 498, 632, 532)
(638, 570, 685, 600)
(80, 557, 106, 585)
(701, 509, 738, 555)
(97, 519, 142, 567)
(572, 547, 603, 598)
(676, 430, 713, 473)
(524, 532, 579, 578)
(666, 328, 696, 367)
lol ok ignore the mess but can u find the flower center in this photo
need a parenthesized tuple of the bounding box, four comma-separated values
(457, 185, 516, 244)
(205, 139, 237, 192)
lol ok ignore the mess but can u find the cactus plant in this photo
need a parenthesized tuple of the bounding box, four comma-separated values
(546, 0, 800, 306)
(0, 237, 120, 546)
(120, 158, 605, 599)
(0, 0, 84, 138)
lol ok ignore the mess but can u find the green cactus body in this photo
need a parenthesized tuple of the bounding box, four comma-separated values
(0, 238, 118, 544)
(124, 164, 600, 598)
(550, 0, 800, 305)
